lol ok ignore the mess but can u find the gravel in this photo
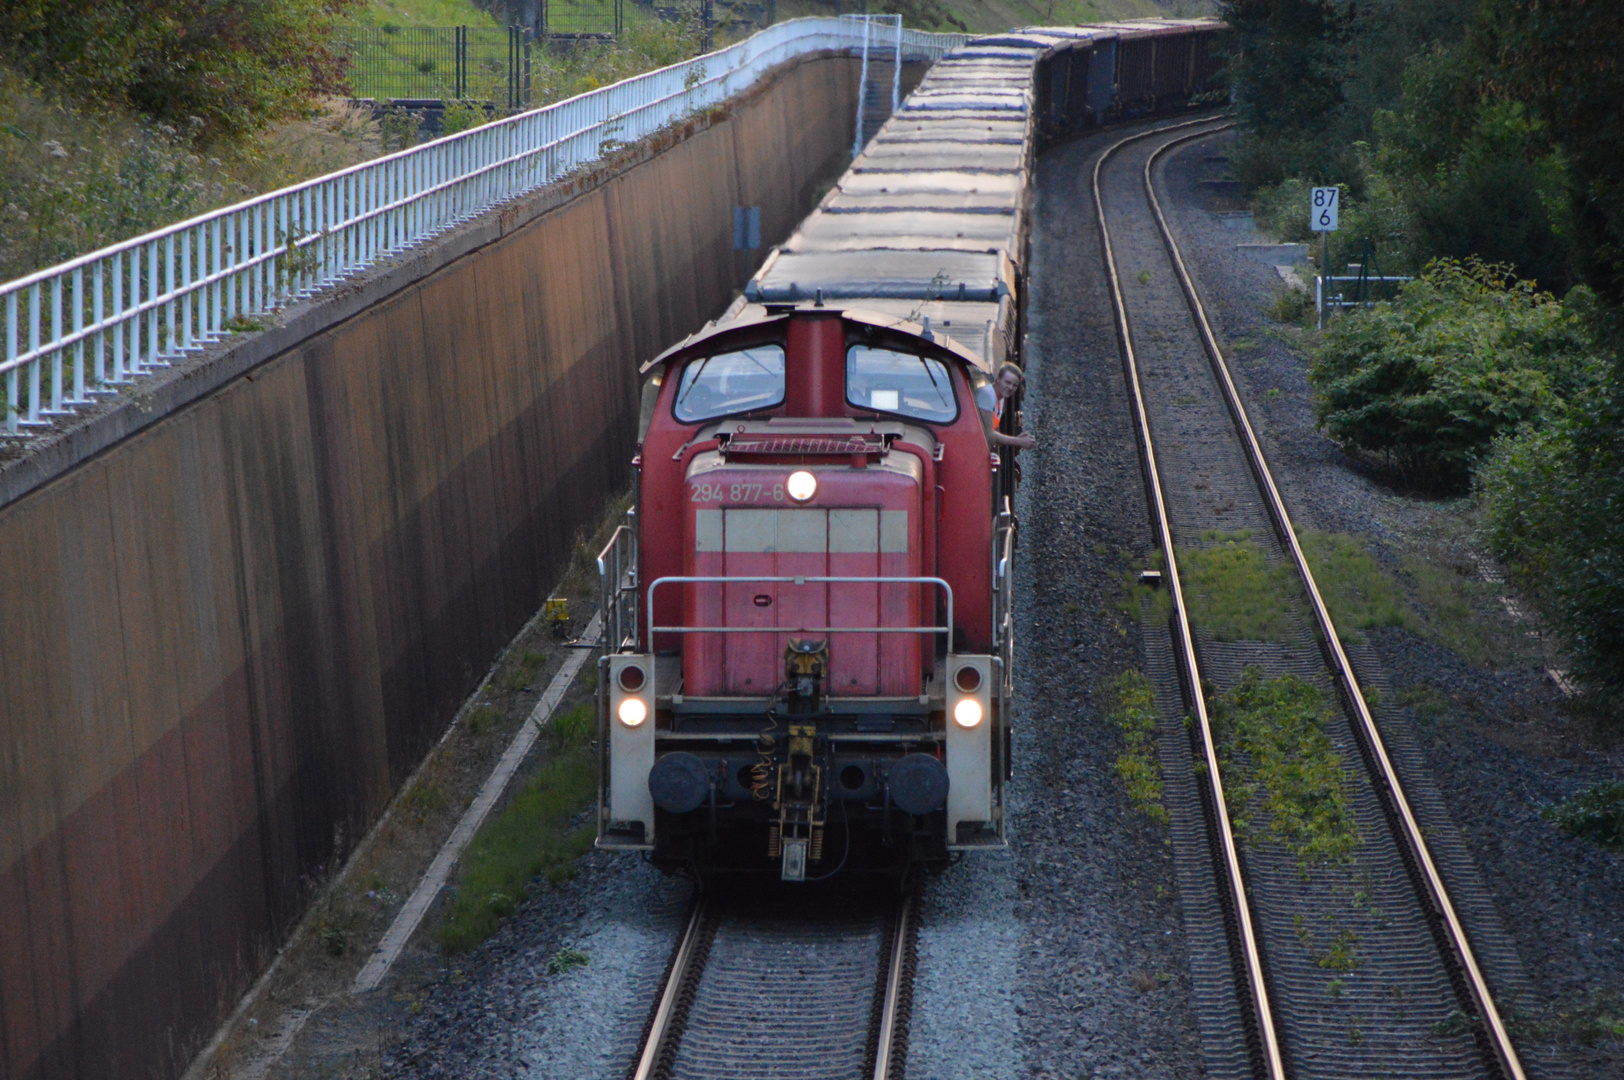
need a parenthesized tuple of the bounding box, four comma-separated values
(970, 119, 1211, 1080)
(1156, 130, 1624, 1079)
(372, 118, 1620, 1080)
(907, 851, 1021, 1079)
(386, 850, 690, 1078)
(383, 120, 1219, 1080)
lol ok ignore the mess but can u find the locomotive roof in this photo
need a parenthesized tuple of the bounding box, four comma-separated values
(641, 304, 990, 376)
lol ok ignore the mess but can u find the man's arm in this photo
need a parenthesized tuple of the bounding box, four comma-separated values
(980, 407, 1037, 449)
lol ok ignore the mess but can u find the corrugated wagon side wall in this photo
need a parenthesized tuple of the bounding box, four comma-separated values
(0, 55, 869, 1080)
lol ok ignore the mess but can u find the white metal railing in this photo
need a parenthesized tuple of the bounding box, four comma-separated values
(846, 14, 903, 158)
(0, 18, 971, 437)
(1315, 274, 1413, 329)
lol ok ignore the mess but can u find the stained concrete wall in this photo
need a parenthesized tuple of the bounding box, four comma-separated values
(0, 54, 920, 1080)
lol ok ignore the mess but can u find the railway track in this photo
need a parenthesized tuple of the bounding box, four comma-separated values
(1093, 116, 1531, 1080)
(630, 886, 919, 1080)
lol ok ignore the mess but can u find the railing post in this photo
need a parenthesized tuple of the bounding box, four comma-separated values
(48, 276, 63, 413)
(164, 231, 176, 365)
(27, 284, 41, 424)
(4, 292, 16, 435)
(91, 260, 105, 391)
(70, 268, 85, 403)
(892, 14, 902, 114)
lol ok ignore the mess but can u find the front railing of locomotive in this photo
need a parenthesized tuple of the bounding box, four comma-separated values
(635, 571, 958, 878)
(594, 527, 1005, 875)
(595, 516, 640, 849)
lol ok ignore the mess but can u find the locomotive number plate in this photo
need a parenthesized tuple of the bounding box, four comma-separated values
(690, 481, 786, 503)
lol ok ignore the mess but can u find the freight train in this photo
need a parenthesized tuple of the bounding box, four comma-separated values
(596, 19, 1224, 881)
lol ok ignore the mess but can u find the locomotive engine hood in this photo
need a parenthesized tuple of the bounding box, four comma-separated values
(680, 418, 934, 699)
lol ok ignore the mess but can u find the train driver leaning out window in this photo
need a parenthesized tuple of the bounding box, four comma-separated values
(975, 362, 1037, 450)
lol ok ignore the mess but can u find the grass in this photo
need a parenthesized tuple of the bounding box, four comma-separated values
(546, 945, 591, 974)
(0, 65, 387, 281)
(1109, 670, 1168, 824)
(352, 0, 506, 29)
(1298, 527, 1537, 669)
(463, 703, 503, 735)
(438, 701, 598, 951)
(1210, 667, 1361, 868)
(1178, 532, 1299, 642)
(400, 780, 449, 824)
(1297, 530, 1409, 635)
(1540, 780, 1624, 852)
(498, 650, 548, 693)
(1395, 684, 1449, 717)
(1268, 284, 1316, 326)
(1402, 553, 1525, 668)
(1541, 988, 1624, 1045)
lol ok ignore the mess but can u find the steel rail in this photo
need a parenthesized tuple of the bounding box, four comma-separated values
(631, 899, 709, 1080)
(1142, 124, 1527, 1080)
(1092, 115, 1288, 1080)
(870, 890, 916, 1080)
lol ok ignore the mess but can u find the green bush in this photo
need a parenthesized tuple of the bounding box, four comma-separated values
(1309, 258, 1597, 488)
(1252, 177, 1316, 244)
(0, 0, 363, 142)
(1371, 45, 1571, 292)
(438, 99, 490, 138)
(1539, 780, 1624, 851)
(0, 67, 219, 277)
(1481, 376, 1624, 705)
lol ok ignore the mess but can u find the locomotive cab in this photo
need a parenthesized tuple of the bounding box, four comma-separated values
(597, 304, 1015, 880)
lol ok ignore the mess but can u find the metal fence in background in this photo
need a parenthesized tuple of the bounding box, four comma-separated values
(0, 18, 972, 436)
(344, 25, 535, 105)
(541, 0, 625, 39)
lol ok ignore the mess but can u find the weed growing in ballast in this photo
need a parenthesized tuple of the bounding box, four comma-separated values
(1209, 667, 1361, 870)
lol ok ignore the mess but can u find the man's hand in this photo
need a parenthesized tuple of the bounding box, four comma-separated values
(1008, 432, 1037, 450)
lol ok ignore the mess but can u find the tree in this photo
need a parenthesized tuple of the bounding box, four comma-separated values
(1223, 0, 1352, 140)
(1481, 0, 1624, 322)
(0, 0, 363, 142)
(1220, 0, 1476, 188)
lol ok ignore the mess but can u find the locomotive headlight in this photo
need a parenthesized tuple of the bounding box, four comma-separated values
(953, 697, 984, 728)
(786, 470, 818, 503)
(617, 697, 648, 727)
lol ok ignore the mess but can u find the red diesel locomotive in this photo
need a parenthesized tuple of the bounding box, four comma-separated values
(596, 304, 1016, 879)
(594, 16, 1223, 879)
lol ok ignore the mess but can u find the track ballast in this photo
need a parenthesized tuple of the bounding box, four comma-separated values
(1092, 117, 1533, 1080)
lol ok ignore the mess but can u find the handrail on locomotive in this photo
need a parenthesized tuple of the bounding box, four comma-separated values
(646, 575, 955, 643)
(597, 519, 640, 656)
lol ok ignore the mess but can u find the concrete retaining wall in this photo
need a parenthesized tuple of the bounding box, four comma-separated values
(0, 54, 915, 1080)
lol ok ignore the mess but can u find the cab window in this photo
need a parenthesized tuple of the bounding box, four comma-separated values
(673, 345, 786, 422)
(846, 346, 957, 423)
